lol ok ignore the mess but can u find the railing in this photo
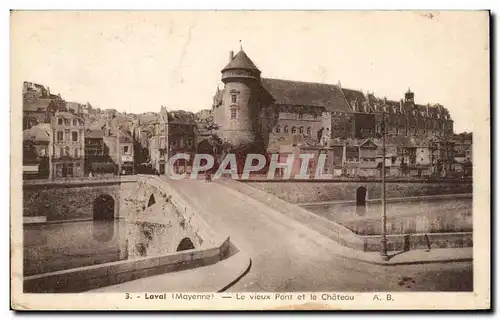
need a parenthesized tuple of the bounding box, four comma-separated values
(22, 175, 136, 186)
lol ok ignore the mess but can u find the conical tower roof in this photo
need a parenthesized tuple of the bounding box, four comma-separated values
(222, 50, 260, 72)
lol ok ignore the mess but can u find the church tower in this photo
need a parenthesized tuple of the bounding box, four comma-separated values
(404, 88, 415, 105)
(219, 48, 261, 146)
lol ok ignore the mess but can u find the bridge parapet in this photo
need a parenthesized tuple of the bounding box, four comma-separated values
(128, 175, 222, 248)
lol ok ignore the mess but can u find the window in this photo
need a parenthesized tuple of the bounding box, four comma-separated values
(72, 132, 78, 142)
(57, 131, 63, 142)
(298, 113, 303, 120)
(307, 127, 311, 135)
(56, 164, 63, 177)
(276, 126, 281, 133)
(72, 119, 77, 126)
(230, 108, 238, 119)
(123, 146, 129, 154)
(59, 147, 64, 158)
(299, 127, 304, 134)
(57, 118, 63, 125)
(292, 126, 297, 134)
(231, 94, 237, 104)
(75, 163, 81, 177)
(284, 126, 289, 133)
(74, 148, 79, 157)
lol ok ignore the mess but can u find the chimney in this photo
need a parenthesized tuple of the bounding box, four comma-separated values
(229, 51, 234, 62)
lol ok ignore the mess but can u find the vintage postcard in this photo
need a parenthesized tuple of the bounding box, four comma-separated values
(10, 10, 490, 310)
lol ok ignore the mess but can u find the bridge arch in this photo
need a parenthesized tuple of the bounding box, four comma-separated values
(92, 194, 115, 242)
(147, 194, 156, 208)
(176, 237, 195, 252)
(93, 194, 115, 220)
(356, 186, 367, 207)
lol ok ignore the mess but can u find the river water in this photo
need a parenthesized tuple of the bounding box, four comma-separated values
(302, 197, 472, 236)
(23, 220, 129, 276)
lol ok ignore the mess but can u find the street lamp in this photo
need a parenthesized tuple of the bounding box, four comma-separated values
(380, 112, 389, 261)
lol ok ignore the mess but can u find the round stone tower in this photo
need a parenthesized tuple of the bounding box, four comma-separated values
(220, 49, 261, 147)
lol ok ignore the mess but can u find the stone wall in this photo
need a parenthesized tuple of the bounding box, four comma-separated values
(244, 180, 472, 204)
(125, 190, 204, 258)
(23, 180, 121, 221)
(24, 237, 233, 293)
(120, 175, 222, 256)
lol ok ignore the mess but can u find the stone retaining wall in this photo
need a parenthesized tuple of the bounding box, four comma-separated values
(245, 180, 472, 204)
(24, 237, 233, 293)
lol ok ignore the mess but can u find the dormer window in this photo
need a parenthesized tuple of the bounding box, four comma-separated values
(58, 118, 63, 125)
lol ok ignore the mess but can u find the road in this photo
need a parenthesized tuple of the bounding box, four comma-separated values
(165, 178, 472, 292)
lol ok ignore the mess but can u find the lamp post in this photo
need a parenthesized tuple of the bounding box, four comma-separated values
(380, 112, 389, 261)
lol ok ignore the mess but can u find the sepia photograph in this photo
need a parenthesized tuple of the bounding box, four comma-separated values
(9, 10, 490, 310)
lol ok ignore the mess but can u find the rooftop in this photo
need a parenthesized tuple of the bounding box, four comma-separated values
(261, 78, 351, 113)
(23, 126, 50, 142)
(222, 50, 260, 72)
(23, 98, 52, 112)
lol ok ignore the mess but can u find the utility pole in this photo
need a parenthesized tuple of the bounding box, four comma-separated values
(380, 112, 389, 261)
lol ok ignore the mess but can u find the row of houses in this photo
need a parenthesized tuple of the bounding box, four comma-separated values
(267, 133, 472, 179)
(23, 113, 135, 179)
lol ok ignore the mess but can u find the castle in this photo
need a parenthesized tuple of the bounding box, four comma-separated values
(212, 48, 454, 150)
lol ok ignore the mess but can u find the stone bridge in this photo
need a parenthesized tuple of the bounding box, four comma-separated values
(22, 176, 222, 262)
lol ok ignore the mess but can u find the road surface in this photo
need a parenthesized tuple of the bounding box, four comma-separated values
(165, 178, 472, 292)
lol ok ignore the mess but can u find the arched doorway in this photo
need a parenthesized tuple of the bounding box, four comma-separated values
(176, 237, 195, 252)
(356, 187, 367, 207)
(93, 194, 115, 220)
(92, 194, 115, 242)
(147, 194, 156, 208)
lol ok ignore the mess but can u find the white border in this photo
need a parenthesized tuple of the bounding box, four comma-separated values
(3, 1, 498, 318)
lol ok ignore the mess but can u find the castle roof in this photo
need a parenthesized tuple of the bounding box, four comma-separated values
(222, 50, 260, 72)
(261, 78, 351, 113)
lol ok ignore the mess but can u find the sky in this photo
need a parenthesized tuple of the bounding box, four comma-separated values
(11, 11, 489, 133)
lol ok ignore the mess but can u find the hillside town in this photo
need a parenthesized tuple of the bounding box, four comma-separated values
(22, 49, 473, 181)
